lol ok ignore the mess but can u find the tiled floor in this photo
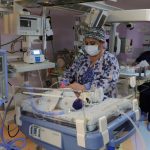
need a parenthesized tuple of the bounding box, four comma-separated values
(0, 123, 37, 150)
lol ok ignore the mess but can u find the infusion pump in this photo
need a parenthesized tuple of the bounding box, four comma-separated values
(24, 49, 45, 64)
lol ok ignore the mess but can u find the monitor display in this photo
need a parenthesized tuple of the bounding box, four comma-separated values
(33, 50, 40, 55)
(20, 19, 31, 28)
(97, 14, 107, 28)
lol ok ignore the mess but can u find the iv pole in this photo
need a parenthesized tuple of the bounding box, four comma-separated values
(42, 6, 47, 59)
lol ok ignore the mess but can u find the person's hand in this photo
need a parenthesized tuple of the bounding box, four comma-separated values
(60, 81, 66, 88)
(59, 79, 70, 88)
(66, 82, 85, 92)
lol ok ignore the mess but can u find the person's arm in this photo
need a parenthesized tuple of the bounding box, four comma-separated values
(66, 82, 85, 92)
(60, 55, 84, 87)
(90, 57, 120, 92)
(67, 57, 120, 92)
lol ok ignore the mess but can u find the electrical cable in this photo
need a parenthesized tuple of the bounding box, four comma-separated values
(118, 110, 147, 150)
(8, 125, 18, 132)
(8, 126, 20, 138)
(0, 36, 23, 47)
(50, 81, 60, 88)
(38, 70, 44, 88)
(8, 82, 12, 87)
(7, 50, 20, 54)
(7, 120, 20, 138)
(0, 88, 26, 150)
(50, 40, 55, 61)
(6, 38, 26, 54)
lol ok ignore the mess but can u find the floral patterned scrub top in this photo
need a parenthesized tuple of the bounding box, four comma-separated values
(62, 51, 120, 98)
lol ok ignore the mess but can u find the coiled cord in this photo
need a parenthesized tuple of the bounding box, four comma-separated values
(0, 89, 26, 150)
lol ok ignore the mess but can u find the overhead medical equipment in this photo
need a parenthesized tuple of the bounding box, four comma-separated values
(3, 12, 46, 63)
(0, 50, 8, 105)
(23, 49, 45, 64)
(16, 87, 140, 150)
(3, 13, 43, 36)
(16, 14, 45, 63)
(80, 8, 150, 55)
(72, 8, 109, 55)
(120, 38, 133, 53)
(105, 9, 150, 54)
(17, 14, 43, 36)
(113, 32, 121, 55)
(107, 9, 150, 23)
(84, 8, 108, 27)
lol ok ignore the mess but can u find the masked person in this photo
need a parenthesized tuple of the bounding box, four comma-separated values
(60, 27, 120, 98)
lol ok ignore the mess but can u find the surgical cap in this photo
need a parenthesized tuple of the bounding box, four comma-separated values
(84, 27, 105, 42)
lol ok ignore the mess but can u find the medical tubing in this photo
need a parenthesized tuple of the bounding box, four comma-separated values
(0, 36, 23, 47)
(31, 100, 64, 116)
(0, 138, 26, 150)
(14, 85, 75, 91)
(23, 91, 63, 98)
(82, 101, 86, 122)
(50, 81, 60, 88)
(38, 70, 44, 88)
(118, 110, 147, 150)
(0, 90, 26, 150)
(14, 85, 54, 91)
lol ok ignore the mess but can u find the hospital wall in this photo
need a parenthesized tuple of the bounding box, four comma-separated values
(117, 22, 150, 64)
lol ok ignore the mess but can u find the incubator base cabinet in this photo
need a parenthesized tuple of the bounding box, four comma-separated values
(17, 94, 140, 150)
(19, 111, 136, 150)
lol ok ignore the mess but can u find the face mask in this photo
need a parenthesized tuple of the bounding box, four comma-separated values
(84, 45, 99, 56)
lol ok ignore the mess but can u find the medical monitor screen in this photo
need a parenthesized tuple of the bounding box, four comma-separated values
(97, 15, 107, 28)
(17, 15, 43, 36)
(33, 50, 40, 55)
(20, 19, 31, 27)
